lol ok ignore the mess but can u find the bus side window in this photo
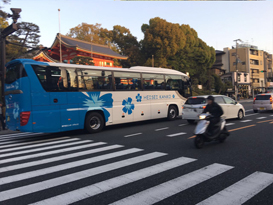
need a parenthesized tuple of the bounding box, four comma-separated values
(142, 74, 164, 90)
(165, 75, 183, 91)
(114, 72, 141, 90)
(5, 63, 27, 85)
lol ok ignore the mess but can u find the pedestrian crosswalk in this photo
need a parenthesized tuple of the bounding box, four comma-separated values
(0, 133, 272, 205)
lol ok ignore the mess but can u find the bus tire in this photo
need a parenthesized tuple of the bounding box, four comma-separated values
(167, 105, 177, 121)
(85, 112, 105, 133)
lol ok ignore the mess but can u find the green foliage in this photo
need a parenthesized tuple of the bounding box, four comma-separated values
(141, 17, 216, 88)
(113, 58, 121, 67)
(71, 56, 94, 65)
(0, 17, 8, 29)
(0, 0, 10, 19)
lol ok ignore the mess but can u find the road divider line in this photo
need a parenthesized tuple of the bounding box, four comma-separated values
(244, 113, 258, 117)
(229, 124, 256, 132)
(155, 127, 169, 131)
(167, 132, 187, 137)
(188, 135, 196, 139)
(196, 172, 273, 205)
(256, 117, 267, 120)
(245, 109, 253, 112)
(0, 144, 123, 173)
(241, 120, 252, 123)
(0, 152, 166, 202)
(0, 142, 106, 165)
(179, 124, 187, 127)
(225, 123, 235, 126)
(109, 163, 233, 205)
(257, 119, 273, 123)
(124, 133, 142, 138)
(0, 137, 73, 153)
(0, 139, 84, 158)
(29, 157, 196, 205)
(0, 148, 143, 185)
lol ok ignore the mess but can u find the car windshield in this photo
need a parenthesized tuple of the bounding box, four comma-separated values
(185, 97, 206, 105)
(256, 95, 271, 100)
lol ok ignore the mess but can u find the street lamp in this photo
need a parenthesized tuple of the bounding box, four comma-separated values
(234, 39, 243, 101)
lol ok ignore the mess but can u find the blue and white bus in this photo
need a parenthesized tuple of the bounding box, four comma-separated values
(5, 59, 191, 133)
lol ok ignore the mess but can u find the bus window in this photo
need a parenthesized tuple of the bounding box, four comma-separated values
(142, 74, 165, 90)
(5, 63, 27, 84)
(114, 72, 141, 90)
(32, 65, 68, 92)
(77, 69, 112, 91)
(165, 75, 183, 90)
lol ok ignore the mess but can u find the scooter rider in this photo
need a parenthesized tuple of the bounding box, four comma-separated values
(202, 96, 224, 136)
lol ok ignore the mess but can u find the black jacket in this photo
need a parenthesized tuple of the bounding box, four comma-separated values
(203, 102, 223, 118)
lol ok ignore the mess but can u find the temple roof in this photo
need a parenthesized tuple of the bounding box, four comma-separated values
(32, 50, 59, 63)
(51, 33, 128, 60)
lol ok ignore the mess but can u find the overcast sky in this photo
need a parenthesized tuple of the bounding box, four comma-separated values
(2, 0, 273, 53)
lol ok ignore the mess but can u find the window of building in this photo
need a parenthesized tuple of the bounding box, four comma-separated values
(142, 73, 165, 90)
(242, 62, 246, 65)
(260, 61, 262, 65)
(244, 76, 247, 82)
(260, 51, 262, 56)
(238, 75, 241, 82)
(233, 62, 236, 66)
(114, 72, 141, 90)
(257, 79, 260, 83)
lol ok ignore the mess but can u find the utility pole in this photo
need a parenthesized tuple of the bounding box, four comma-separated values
(234, 39, 242, 101)
(0, 8, 21, 107)
(152, 55, 154, 67)
(58, 9, 62, 63)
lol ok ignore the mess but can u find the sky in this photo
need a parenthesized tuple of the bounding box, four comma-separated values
(2, 0, 273, 53)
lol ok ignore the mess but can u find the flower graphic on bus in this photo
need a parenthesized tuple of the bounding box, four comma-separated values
(136, 93, 142, 102)
(172, 94, 175, 98)
(83, 92, 113, 122)
(13, 102, 19, 120)
(122, 97, 135, 115)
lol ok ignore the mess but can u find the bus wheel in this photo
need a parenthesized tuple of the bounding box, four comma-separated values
(85, 112, 104, 133)
(167, 105, 177, 121)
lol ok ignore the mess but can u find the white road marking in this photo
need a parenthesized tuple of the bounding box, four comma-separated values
(0, 132, 43, 139)
(167, 132, 187, 137)
(110, 163, 233, 205)
(179, 124, 187, 127)
(155, 127, 169, 131)
(244, 109, 253, 112)
(197, 172, 273, 205)
(0, 148, 142, 185)
(256, 117, 267, 119)
(241, 120, 252, 123)
(0, 137, 72, 153)
(30, 157, 196, 205)
(0, 144, 123, 173)
(0, 133, 44, 143)
(0, 142, 105, 165)
(0, 152, 166, 201)
(225, 123, 235, 126)
(0, 137, 69, 149)
(244, 113, 258, 117)
(124, 133, 142, 138)
(0, 139, 84, 158)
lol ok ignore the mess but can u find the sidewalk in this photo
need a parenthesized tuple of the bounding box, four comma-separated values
(237, 99, 253, 103)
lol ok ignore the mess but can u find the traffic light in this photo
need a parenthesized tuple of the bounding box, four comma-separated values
(261, 70, 267, 73)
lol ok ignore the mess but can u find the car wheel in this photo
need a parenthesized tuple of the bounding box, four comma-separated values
(187, 120, 195, 124)
(253, 110, 258, 113)
(167, 105, 177, 121)
(85, 112, 105, 133)
(237, 110, 244, 120)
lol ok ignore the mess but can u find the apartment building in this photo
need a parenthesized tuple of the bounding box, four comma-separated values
(264, 52, 273, 88)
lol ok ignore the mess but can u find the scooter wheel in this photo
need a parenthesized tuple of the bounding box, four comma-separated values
(219, 134, 227, 143)
(194, 135, 204, 149)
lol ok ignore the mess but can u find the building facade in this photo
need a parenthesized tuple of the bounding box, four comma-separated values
(33, 33, 127, 67)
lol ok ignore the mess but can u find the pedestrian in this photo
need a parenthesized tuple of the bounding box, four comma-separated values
(0, 100, 7, 131)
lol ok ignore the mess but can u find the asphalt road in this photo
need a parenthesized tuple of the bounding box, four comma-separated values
(0, 101, 272, 205)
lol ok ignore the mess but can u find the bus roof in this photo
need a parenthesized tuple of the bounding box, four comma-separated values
(7, 59, 189, 78)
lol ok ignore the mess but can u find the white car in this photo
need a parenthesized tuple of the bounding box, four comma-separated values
(253, 93, 273, 112)
(182, 95, 245, 124)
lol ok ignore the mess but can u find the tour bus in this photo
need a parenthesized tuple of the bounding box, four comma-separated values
(5, 59, 191, 133)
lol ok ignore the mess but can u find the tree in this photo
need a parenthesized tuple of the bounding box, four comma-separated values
(67, 23, 112, 46)
(0, 0, 10, 19)
(110, 25, 144, 67)
(6, 22, 40, 61)
(141, 17, 216, 87)
(71, 56, 94, 65)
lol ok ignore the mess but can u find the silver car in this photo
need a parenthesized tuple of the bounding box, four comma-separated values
(253, 93, 273, 113)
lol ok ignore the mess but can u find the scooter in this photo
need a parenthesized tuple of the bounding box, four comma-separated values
(194, 113, 229, 149)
